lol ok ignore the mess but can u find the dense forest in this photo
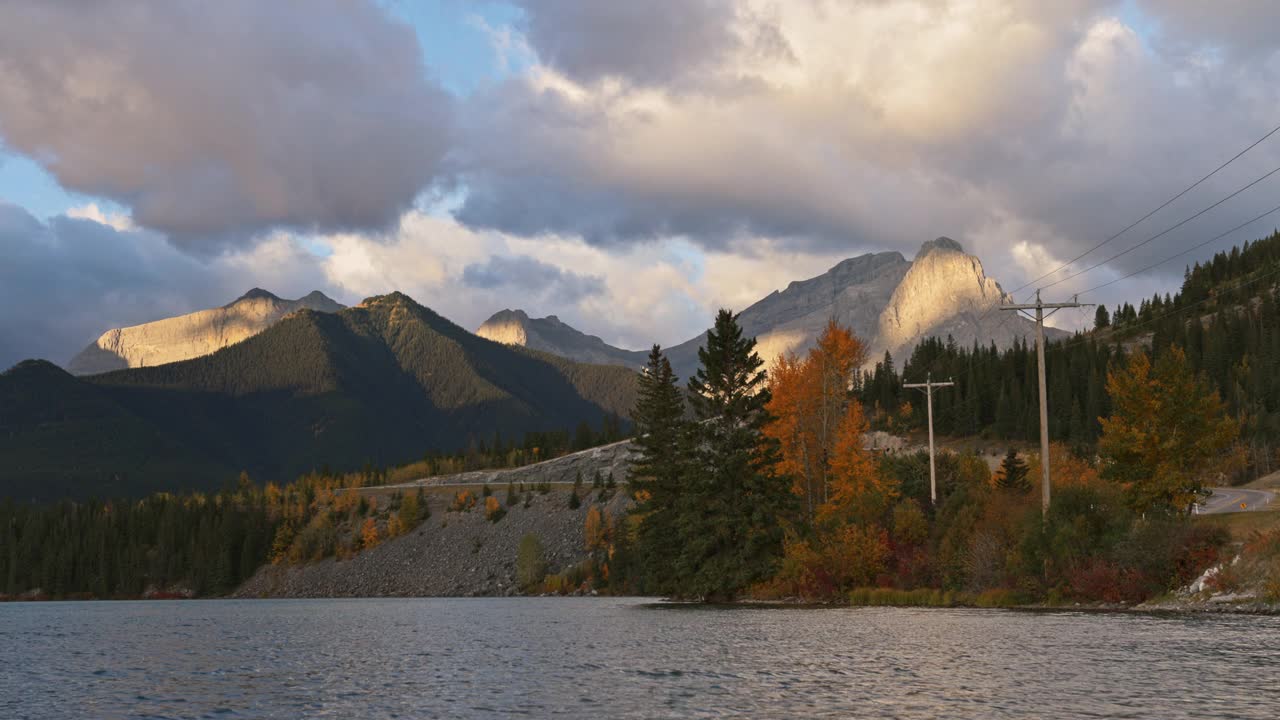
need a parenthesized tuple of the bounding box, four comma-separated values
(0, 292, 638, 501)
(859, 230, 1280, 478)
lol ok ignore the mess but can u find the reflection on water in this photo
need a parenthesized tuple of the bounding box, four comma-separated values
(2, 597, 1278, 719)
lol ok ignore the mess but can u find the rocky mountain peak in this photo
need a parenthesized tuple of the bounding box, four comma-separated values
(915, 236, 965, 259)
(477, 310, 532, 347)
(68, 289, 347, 375)
(234, 287, 282, 303)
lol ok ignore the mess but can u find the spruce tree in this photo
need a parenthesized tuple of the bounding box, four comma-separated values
(628, 345, 690, 594)
(996, 448, 1031, 493)
(678, 310, 794, 601)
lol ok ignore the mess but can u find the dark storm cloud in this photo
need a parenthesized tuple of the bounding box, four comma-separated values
(462, 254, 605, 304)
(511, 0, 743, 86)
(0, 0, 453, 251)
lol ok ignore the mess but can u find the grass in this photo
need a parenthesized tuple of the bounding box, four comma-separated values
(1193, 509, 1280, 542)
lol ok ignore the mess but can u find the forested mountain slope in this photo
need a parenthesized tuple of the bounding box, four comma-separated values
(862, 231, 1280, 478)
(0, 293, 637, 501)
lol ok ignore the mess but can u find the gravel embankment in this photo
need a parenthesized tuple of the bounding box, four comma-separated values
(234, 488, 630, 598)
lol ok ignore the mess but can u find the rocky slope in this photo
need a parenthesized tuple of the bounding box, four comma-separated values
(483, 238, 1062, 379)
(67, 288, 345, 375)
(477, 309, 649, 369)
(235, 488, 630, 598)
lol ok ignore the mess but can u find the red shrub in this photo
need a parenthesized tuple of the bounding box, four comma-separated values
(1068, 559, 1150, 603)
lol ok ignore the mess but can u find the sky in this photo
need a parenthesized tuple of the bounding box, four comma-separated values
(3, 0, 1280, 369)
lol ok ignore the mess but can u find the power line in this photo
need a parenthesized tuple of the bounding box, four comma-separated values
(1009, 119, 1280, 296)
(1037, 163, 1280, 293)
(1077, 201, 1280, 297)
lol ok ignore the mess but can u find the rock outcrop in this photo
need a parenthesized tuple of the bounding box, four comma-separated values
(67, 289, 344, 375)
(874, 237, 1052, 360)
(477, 309, 649, 369)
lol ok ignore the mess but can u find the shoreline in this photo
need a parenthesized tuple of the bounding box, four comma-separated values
(5, 593, 1278, 615)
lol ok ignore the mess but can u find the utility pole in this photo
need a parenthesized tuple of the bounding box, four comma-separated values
(904, 372, 954, 506)
(999, 290, 1086, 515)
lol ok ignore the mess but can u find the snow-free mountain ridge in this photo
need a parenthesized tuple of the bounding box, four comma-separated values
(480, 237, 1065, 379)
(67, 289, 345, 375)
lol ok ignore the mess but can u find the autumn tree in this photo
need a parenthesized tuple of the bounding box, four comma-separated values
(1099, 347, 1240, 513)
(360, 517, 379, 550)
(585, 506, 607, 552)
(766, 321, 869, 521)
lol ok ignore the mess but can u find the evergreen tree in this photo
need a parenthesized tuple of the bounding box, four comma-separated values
(678, 310, 794, 601)
(996, 448, 1030, 493)
(628, 345, 690, 594)
(1094, 305, 1110, 330)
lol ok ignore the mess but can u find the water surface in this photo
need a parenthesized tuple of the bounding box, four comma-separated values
(2, 598, 1277, 718)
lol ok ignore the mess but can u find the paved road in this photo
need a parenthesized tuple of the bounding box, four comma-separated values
(1197, 486, 1276, 514)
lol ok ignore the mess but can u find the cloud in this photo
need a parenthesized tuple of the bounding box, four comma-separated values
(462, 254, 605, 303)
(451, 0, 1280, 305)
(0, 202, 329, 369)
(0, 0, 452, 250)
(510, 0, 747, 87)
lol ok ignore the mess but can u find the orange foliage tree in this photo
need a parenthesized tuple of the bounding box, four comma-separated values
(360, 517, 380, 550)
(765, 320, 869, 521)
(765, 321, 899, 598)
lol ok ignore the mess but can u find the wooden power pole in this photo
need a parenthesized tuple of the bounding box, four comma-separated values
(999, 290, 1085, 515)
(904, 373, 954, 506)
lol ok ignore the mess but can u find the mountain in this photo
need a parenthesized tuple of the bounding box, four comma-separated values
(482, 238, 1063, 380)
(477, 309, 649, 369)
(67, 288, 346, 375)
(1, 293, 638, 501)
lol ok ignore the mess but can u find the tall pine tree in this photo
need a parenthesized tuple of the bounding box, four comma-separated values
(629, 345, 690, 595)
(678, 310, 794, 601)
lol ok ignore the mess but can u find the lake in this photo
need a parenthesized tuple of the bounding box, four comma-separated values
(2, 598, 1278, 719)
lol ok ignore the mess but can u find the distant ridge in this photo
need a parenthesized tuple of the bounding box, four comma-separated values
(3, 292, 638, 501)
(68, 289, 346, 375)
(481, 238, 1065, 380)
(477, 309, 649, 369)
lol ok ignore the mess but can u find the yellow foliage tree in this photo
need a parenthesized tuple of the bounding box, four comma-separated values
(386, 513, 405, 538)
(1099, 347, 1240, 512)
(360, 517, 379, 550)
(585, 506, 607, 552)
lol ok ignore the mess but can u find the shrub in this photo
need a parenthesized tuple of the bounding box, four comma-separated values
(450, 490, 476, 512)
(482, 484, 493, 498)
(516, 534, 546, 591)
(505, 483, 517, 507)
(568, 488, 581, 509)
(1067, 559, 1149, 603)
(485, 496, 506, 523)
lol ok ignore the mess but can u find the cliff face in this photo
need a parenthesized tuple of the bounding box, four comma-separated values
(67, 289, 344, 375)
(477, 309, 649, 369)
(875, 238, 1025, 359)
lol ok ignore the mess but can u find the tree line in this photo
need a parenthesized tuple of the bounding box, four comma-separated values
(623, 311, 1241, 603)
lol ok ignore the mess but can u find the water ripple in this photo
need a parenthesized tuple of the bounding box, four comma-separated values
(1, 599, 1279, 719)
